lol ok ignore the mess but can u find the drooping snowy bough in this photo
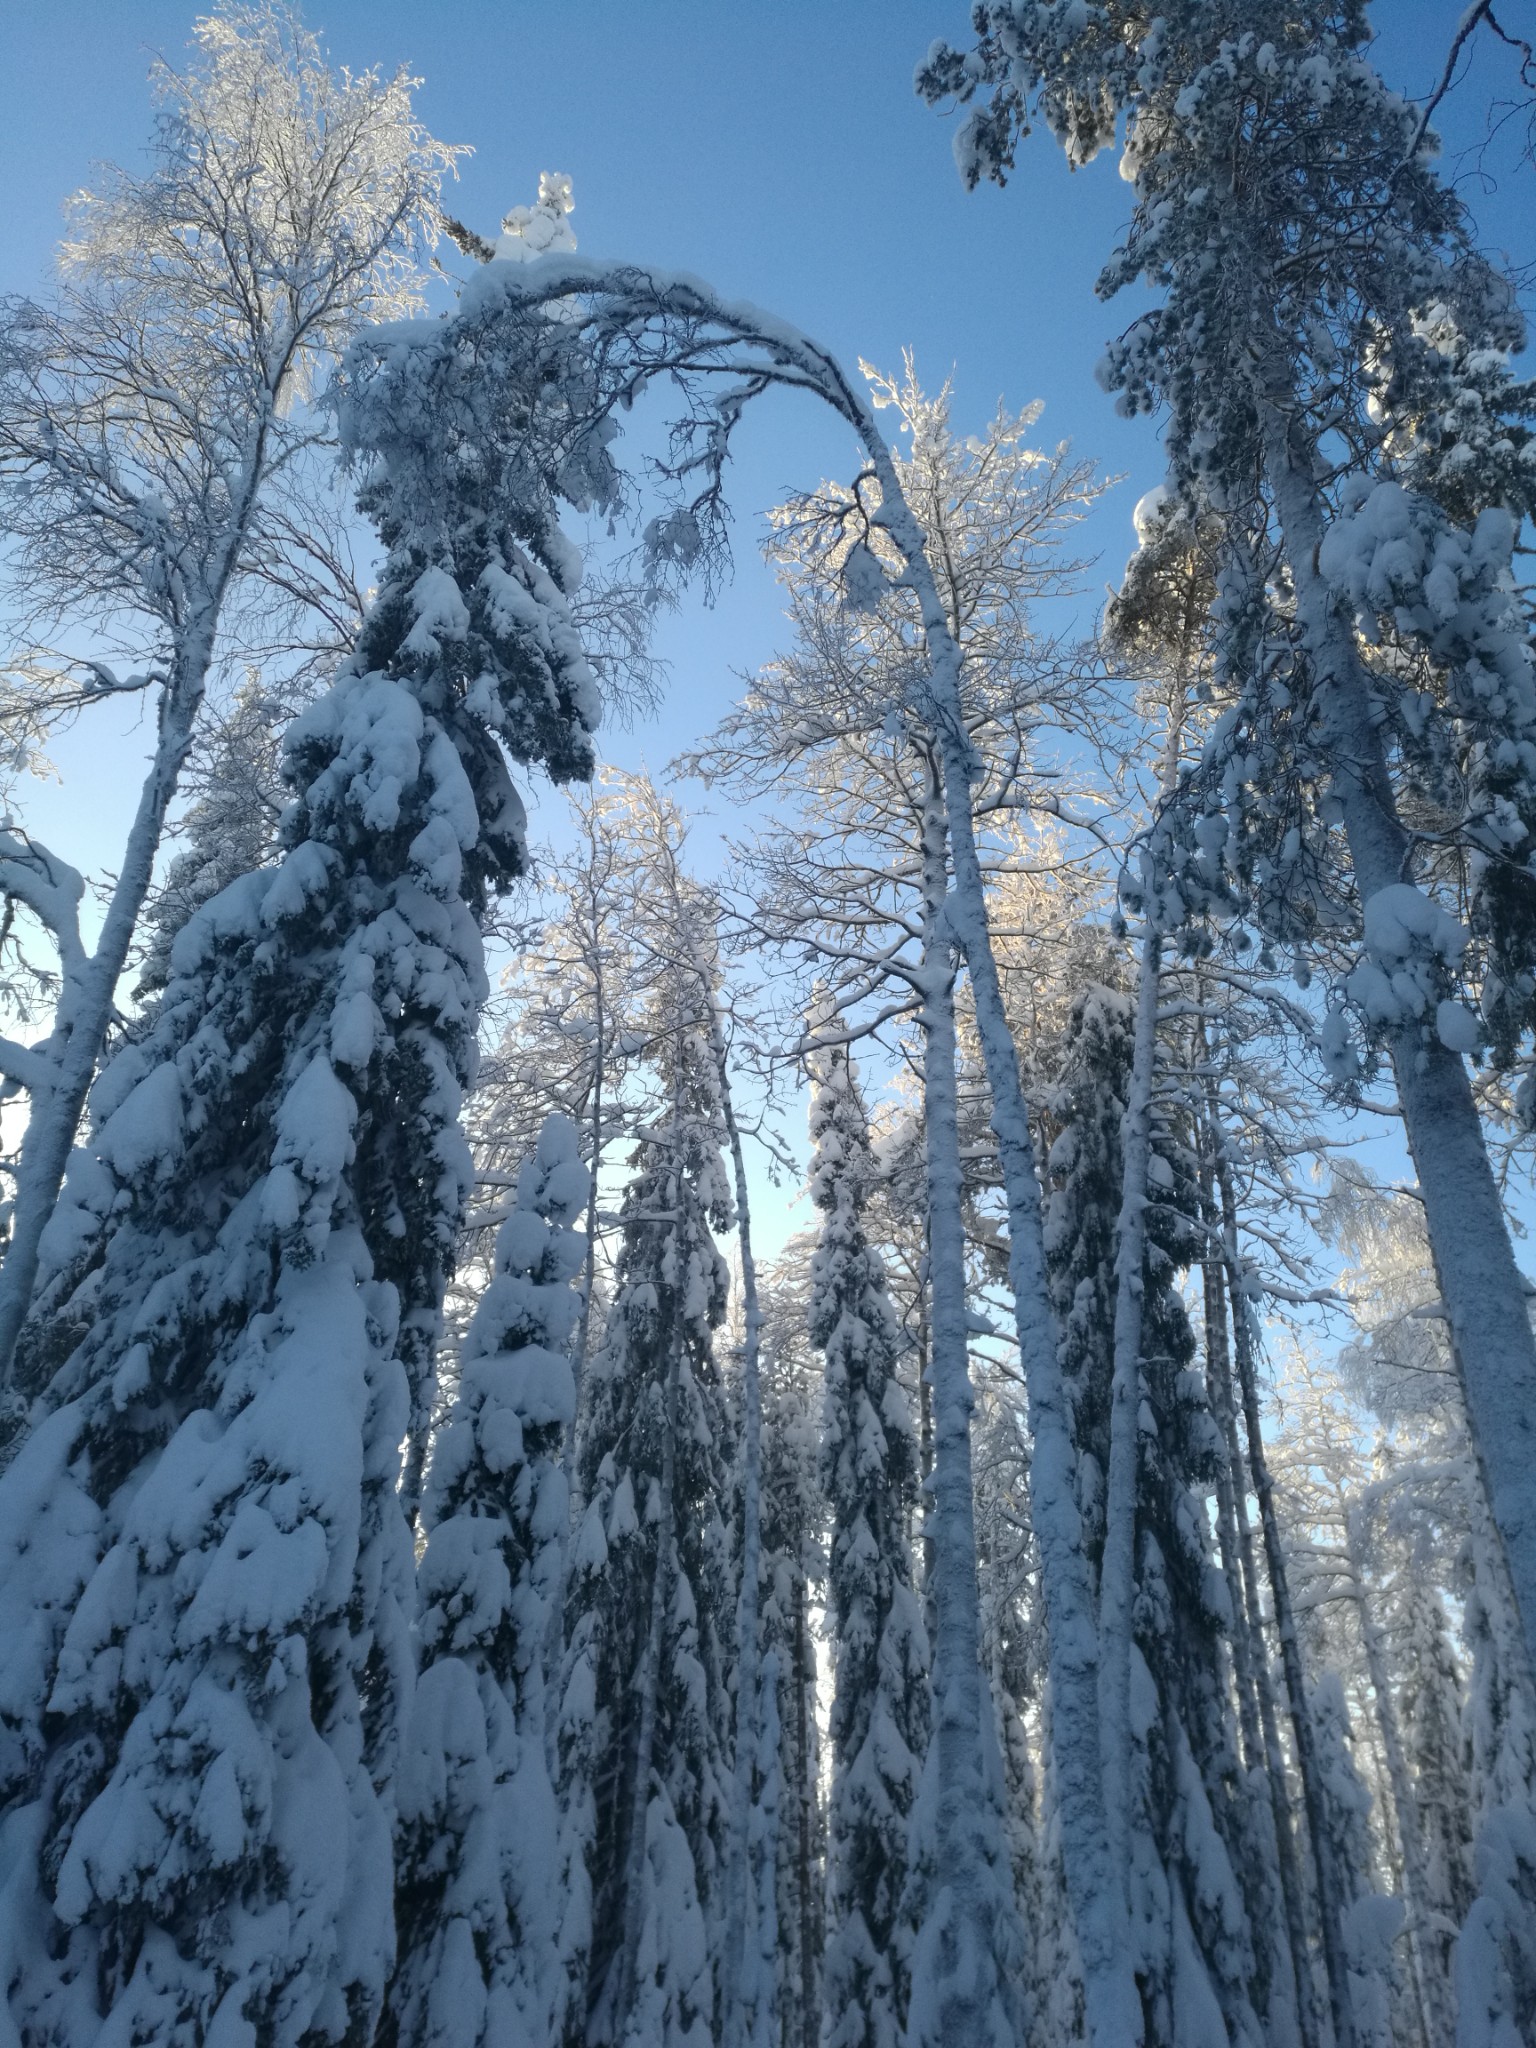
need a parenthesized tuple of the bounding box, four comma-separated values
(442, 252, 1132, 2047)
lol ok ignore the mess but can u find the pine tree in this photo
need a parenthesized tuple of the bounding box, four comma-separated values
(387, 1114, 590, 2048)
(1044, 984, 1265, 2044)
(808, 1029, 929, 2048)
(0, 232, 605, 2045)
(556, 963, 737, 2046)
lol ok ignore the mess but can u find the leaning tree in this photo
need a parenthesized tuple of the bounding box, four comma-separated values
(0, 219, 1139, 2042)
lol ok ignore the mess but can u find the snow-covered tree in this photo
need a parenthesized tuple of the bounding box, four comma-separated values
(685, 357, 1129, 2042)
(1457, 1471, 1536, 2046)
(1313, 1162, 1536, 2040)
(0, 1, 459, 1391)
(970, 1373, 1053, 2034)
(1309, 1673, 1403, 2048)
(1044, 983, 1267, 2044)
(449, 772, 657, 1490)
(556, 925, 737, 2046)
(919, 0, 1536, 1691)
(1399, 1577, 1474, 2016)
(807, 1025, 929, 2048)
(388, 1114, 590, 2048)
(134, 674, 298, 1001)
(0, 187, 607, 2043)
(1269, 1352, 1466, 2047)
(756, 1278, 827, 2048)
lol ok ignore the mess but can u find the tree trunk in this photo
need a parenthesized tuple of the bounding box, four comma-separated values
(0, 649, 211, 1400)
(1099, 922, 1161, 1885)
(0, 411, 272, 1407)
(717, 1010, 769, 2048)
(845, 420, 1140, 2046)
(1346, 1514, 1452, 2048)
(903, 767, 1026, 2047)
(1200, 1182, 1315, 2048)
(791, 1580, 819, 2048)
(1260, 389, 1536, 1683)
(614, 1292, 682, 2033)
(1217, 1139, 1358, 2048)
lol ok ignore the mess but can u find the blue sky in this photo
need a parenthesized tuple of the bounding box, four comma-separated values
(2, 1, 1531, 1262)
(6, 1, 1527, 871)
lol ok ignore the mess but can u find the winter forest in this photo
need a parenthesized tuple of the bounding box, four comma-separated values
(2, 2, 1536, 2045)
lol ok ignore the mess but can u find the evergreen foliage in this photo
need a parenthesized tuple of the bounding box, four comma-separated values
(0, 210, 602, 2045)
(756, 1284, 826, 2048)
(557, 953, 737, 2046)
(388, 1113, 590, 2048)
(808, 1031, 928, 2048)
(1044, 984, 1264, 2043)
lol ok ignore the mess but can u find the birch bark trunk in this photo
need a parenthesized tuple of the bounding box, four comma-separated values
(0, 642, 211, 1398)
(846, 419, 1141, 2048)
(1200, 1167, 1314, 2048)
(902, 762, 1028, 2046)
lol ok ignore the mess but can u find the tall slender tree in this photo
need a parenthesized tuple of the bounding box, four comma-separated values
(556, 925, 737, 2047)
(1044, 984, 1267, 2044)
(0, 213, 606, 2042)
(808, 1023, 929, 2048)
(388, 1114, 590, 2048)
(920, 0, 1536, 1688)
(0, 2, 458, 1392)
(756, 1281, 827, 2048)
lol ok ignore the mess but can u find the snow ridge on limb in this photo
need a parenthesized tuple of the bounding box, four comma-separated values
(387, 1113, 590, 2048)
(0, 240, 602, 2044)
(807, 1010, 929, 2048)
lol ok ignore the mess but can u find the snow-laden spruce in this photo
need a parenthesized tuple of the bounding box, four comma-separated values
(556, 956, 737, 2047)
(0, 3, 457, 1397)
(134, 680, 295, 1003)
(387, 1114, 590, 2048)
(1045, 986, 1266, 2046)
(0, 234, 605, 2044)
(807, 1025, 928, 2048)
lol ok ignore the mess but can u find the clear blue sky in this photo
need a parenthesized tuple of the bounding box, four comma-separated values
(5, 1, 1526, 874)
(1, 2, 1530, 1261)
